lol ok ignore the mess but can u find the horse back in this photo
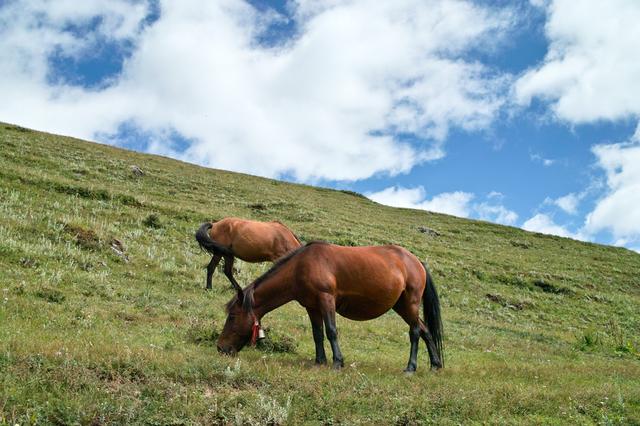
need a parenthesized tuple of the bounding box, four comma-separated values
(295, 244, 425, 320)
(211, 217, 299, 262)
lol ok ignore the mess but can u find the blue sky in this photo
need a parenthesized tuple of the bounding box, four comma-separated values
(1, 0, 639, 252)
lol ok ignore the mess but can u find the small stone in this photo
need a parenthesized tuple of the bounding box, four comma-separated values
(417, 226, 441, 237)
(110, 238, 129, 263)
(130, 165, 145, 176)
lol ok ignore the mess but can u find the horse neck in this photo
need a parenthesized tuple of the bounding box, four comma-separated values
(251, 263, 295, 319)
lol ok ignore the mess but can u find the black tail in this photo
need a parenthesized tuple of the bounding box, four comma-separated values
(423, 262, 444, 368)
(195, 222, 233, 257)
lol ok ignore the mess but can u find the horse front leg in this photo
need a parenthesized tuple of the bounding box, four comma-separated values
(319, 297, 343, 369)
(306, 308, 327, 365)
(324, 313, 344, 369)
(205, 254, 222, 290)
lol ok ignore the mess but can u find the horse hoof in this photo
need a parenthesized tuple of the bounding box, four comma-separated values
(332, 361, 344, 370)
(403, 368, 416, 375)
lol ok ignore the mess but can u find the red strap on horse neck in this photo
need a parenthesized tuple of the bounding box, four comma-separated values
(250, 316, 260, 346)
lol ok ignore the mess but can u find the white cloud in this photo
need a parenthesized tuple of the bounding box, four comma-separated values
(0, 0, 149, 81)
(475, 203, 518, 225)
(0, 0, 152, 137)
(530, 153, 555, 167)
(515, 0, 640, 250)
(545, 192, 580, 215)
(554, 193, 579, 214)
(529, 0, 548, 7)
(366, 186, 474, 217)
(421, 191, 475, 218)
(366, 186, 429, 209)
(0, 0, 514, 182)
(584, 132, 640, 242)
(522, 213, 574, 238)
(515, 0, 640, 123)
(366, 185, 518, 224)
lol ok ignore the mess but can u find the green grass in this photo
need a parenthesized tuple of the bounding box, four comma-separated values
(1, 122, 639, 425)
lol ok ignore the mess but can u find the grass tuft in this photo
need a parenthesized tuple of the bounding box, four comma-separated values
(257, 328, 297, 353)
(142, 213, 162, 229)
(64, 223, 101, 250)
(34, 286, 66, 303)
(532, 279, 573, 295)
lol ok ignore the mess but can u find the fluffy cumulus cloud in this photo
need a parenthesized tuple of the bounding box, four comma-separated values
(366, 186, 517, 224)
(0, 0, 513, 182)
(515, 0, 640, 123)
(0, 0, 151, 136)
(522, 213, 574, 238)
(544, 192, 581, 215)
(366, 186, 473, 217)
(584, 128, 640, 243)
(474, 202, 518, 226)
(514, 0, 640, 249)
(553, 193, 579, 215)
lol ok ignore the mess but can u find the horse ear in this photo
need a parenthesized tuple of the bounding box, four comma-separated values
(229, 280, 244, 302)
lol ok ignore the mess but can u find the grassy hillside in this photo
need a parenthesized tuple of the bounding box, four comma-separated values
(1, 122, 639, 425)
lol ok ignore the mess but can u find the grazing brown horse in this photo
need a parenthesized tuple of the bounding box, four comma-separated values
(195, 218, 301, 291)
(217, 241, 443, 372)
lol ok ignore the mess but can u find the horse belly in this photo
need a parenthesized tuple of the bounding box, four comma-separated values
(335, 294, 398, 321)
(231, 239, 272, 262)
(332, 258, 406, 320)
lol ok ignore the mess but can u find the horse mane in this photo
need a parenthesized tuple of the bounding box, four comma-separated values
(225, 241, 328, 313)
(291, 232, 302, 245)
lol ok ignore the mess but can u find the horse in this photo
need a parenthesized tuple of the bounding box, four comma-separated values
(195, 218, 301, 291)
(217, 241, 444, 373)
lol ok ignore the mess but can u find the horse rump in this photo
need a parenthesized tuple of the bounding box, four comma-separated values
(195, 222, 233, 257)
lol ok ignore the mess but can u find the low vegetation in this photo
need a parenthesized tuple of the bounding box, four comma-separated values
(1, 123, 639, 424)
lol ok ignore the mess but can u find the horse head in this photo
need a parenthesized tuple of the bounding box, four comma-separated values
(217, 290, 258, 355)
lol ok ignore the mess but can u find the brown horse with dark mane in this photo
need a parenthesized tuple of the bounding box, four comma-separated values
(195, 218, 301, 291)
(217, 241, 443, 372)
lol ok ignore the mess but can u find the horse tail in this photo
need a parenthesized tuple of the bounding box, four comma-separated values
(195, 222, 233, 257)
(422, 262, 444, 368)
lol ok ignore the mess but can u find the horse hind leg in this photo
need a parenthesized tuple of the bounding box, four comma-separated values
(205, 254, 222, 290)
(393, 295, 421, 373)
(418, 318, 443, 369)
(222, 255, 243, 293)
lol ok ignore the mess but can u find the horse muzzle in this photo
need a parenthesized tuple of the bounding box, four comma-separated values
(217, 344, 237, 356)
